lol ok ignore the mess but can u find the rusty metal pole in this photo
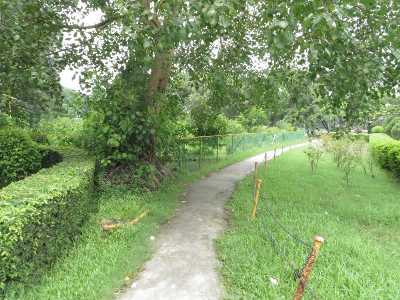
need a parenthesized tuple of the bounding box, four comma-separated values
(293, 236, 325, 300)
(251, 179, 262, 219)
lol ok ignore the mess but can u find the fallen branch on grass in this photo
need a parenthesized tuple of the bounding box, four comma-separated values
(101, 209, 150, 232)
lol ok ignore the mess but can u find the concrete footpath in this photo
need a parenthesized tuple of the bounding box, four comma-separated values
(118, 143, 306, 300)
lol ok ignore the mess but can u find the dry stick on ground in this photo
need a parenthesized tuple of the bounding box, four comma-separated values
(101, 210, 150, 232)
(251, 179, 262, 219)
(293, 236, 325, 300)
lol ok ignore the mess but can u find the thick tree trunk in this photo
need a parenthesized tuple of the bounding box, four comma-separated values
(145, 50, 173, 107)
(140, 0, 175, 163)
(143, 49, 173, 162)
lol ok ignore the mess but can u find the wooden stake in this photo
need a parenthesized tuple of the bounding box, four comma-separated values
(254, 162, 259, 188)
(293, 236, 325, 300)
(251, 179, 262, 219)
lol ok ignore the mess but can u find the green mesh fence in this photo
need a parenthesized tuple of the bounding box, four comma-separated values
(169, 130, 306, 172)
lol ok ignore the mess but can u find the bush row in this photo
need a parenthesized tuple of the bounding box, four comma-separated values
(0, 149, 97, 290)
(371, 134, 400, 177)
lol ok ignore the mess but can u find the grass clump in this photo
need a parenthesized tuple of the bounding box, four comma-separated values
(217, 149, 400, 299)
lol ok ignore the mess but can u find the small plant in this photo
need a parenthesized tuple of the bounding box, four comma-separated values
(367, 154, 375, 178)
(340, 148, 358, 185)
(329, 139, 348, 168)
(352, 140, 369, 175)
(327, 137, 369, 184)
(320, 134, 333, 150)
(304, 144, 324, 174)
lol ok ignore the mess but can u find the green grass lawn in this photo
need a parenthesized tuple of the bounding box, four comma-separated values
(217, 148, 400, 300)
(3, 138, 304, 300)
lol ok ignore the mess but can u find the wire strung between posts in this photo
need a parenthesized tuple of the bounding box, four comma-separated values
(265, 209, 312, 249)
(263, 223, 321, 300)
(260, 195, 322, 300)
(263, 194, 312, 249)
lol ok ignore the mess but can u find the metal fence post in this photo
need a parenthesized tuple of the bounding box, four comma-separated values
(199, 137, 202, 168)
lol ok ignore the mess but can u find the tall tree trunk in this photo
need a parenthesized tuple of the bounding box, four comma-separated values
(140, 0, 175, 163)
(145, 50, 173, 108)
(143, 49, 173, 162)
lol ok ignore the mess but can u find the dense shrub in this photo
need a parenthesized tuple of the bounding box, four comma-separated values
(191, 112, 229, 136)
(384, 117, 400, 135)
(371, 126, 384, 133)
(238, 106, 267, 129)
(276, 120, 296, 131)
(0, 128, 42, 187)
(371, 134, 400, 177)
(38, 145, 63, 168)
(349, 133, 370, 143)
(0, 150, 96, 289)
(390, 122, 400, 140)
(250, 126, 281, 134)
(38, 117, 83, 147)
(226, 118, 245, 134)
(0, 113, 13, 128)
(29, 129, 50, 145)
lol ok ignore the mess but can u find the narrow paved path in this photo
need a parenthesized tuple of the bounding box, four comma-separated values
(119, 143, 306, 300)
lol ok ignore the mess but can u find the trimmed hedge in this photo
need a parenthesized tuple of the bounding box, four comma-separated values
(0, 127, 42, 187)
(0, 150, 96, 290)
(371, 134, 400, 177)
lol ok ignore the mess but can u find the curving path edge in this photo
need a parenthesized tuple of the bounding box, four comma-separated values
(118, 143, 307, 300)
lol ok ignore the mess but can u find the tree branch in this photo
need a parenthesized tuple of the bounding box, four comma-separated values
(63, 15, 122, 31)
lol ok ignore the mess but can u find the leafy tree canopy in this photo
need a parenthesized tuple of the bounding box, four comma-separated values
(2, 0, 399, 163)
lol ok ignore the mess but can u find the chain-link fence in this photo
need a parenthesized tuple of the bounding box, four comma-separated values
(168, 130, 305, 171)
